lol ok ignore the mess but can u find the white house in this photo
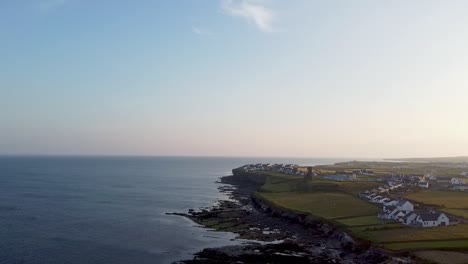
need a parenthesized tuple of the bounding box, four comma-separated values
(373, 197, 388, 204)
(384, 200, 398, 206)
(418, 181, 429, 188)
(451, 178, 465, 185)
(453, 185, 468, 191)
(396, 200, 414, 213)
(402, 212, 418, 225)
(415, 212, 449, 227)
(390, 210, 407, 222)
(377, 187, 389, 193)
(380, 206, 397, 219)
(378, 198, 391, 204)
(380, 205, 409, 222)
(388, 183, 402, 190)
(371, 195, 383, 203)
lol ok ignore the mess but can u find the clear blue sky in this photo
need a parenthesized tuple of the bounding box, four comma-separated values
(1, 0, 468, 158)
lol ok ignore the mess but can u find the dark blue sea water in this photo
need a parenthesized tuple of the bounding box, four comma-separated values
(0, 156, 347, 264)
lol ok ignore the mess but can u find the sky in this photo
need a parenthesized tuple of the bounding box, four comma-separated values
(1, 0, 468, 158)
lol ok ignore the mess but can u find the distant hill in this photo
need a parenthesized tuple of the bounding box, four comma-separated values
(386, 156, 468, 163)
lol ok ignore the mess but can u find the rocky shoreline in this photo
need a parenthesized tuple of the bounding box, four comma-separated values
(170, 174, 415, 263)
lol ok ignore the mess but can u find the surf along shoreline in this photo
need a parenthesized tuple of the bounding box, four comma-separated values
(171, 168, 415, 263)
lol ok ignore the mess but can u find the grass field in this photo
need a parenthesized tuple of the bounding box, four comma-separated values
(258, 192, 379, 219)
(260, 177, 302, 193)
(350, 223, 407, 233)
(441, 208, 468, 219)
(405, 190, 468, 209)
(293, 179, 380, 195)
(384, 240, 468, 250)
(259, 174, 380, 194)
(336, 215, 385, 226)
(413, 250, 468, 264)
(254, 169, 468, 256)
(315, 160, 467, 178)
(360, 224, 468, 243)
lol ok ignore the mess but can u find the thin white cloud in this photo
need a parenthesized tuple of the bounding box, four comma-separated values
(193, 27, 203, 35)
(221, 0, 275, 32)
(192, 26, 213, 36)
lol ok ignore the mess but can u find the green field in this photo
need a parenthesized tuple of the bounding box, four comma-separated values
(413, 250, 468, 264)
(258, 191, 379, 219)
(384, 240, 468, 250)
(350, 223, 407, 233)
(314, 160, 467, 178)
(441, 208, 468, 219)
(337, 215, 385, 226)
(405, 190, 468, 209)
(262, 178, 380, 194)
(260, 177, 302, 193)
(257, 175, 381, 220)
(360, 224, 468, 243)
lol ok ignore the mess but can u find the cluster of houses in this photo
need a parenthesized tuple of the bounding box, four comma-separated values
(451, 178, 468, 191)
(387, 174, 430, 189)
(388, 173, 468, 192)
(352, 169, 374, 175)
(361, 190, 453, 227)
(451, 178, 465, 185)
(240, 163, 307, 176)
(361, 182, 404, 195)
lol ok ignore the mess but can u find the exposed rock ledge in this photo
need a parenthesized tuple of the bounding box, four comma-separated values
(174, 172, 416, 264)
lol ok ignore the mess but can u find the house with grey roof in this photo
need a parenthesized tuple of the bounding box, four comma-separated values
(453, 185, 468, 191)
(396, 200, 414, 213)
(390, 210, 407, 222)
(383, 199, 398, 206)
(402, 212, 418, 225)
(415, 212, 449, 227)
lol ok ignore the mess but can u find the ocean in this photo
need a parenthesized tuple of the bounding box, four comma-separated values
(0, 156, 348, 263)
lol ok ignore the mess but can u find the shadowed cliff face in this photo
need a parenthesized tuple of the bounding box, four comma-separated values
(231, 168, 269, 185)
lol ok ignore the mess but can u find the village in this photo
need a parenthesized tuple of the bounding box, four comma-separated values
(240, 163, 309, 176)
(359, 172, 468, 228)
(234, 160, 468, 263)
(239, 162, 468, 228)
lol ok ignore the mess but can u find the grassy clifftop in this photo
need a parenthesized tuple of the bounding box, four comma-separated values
(256, 174, 381, 219)
(248, 169, 468, 263)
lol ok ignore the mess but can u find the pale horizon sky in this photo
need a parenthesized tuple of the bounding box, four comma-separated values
(1, 0, 468, 158)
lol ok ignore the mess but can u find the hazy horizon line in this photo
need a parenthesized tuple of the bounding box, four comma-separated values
(1, 153, 466, 160)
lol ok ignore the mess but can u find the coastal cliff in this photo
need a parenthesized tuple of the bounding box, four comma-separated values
(230, 169, 373, 253)
(229, 168, 413, 263)
(177, 168, 414, 263)
(231, 168, 269, 184)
